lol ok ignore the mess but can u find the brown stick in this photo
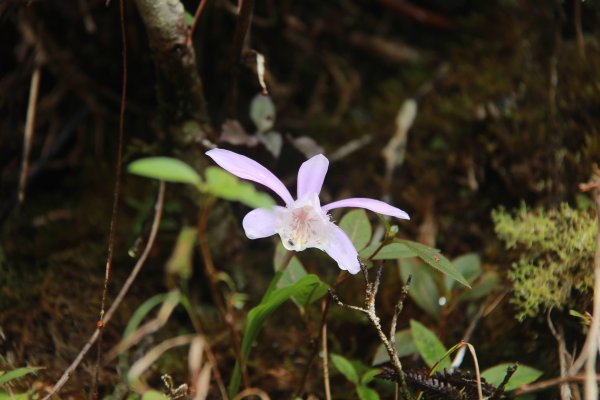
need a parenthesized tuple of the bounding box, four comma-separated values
(91, 0, 128, 396)
(42, 181, 165, 400)
(321, 300, 332, 400)
(18, 65, 41, 205)
(197, 199, 250, 390)
(584, 174, 600, 399)
(515, 374, 600, 396)
(223, 0, 255, 118)
(187, 0, 210, 45)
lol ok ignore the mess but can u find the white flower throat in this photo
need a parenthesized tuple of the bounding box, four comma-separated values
(276, 195, 333, 252)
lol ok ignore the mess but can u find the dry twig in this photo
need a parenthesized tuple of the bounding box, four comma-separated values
(329, 261, 412, 399)
(42, 181, 165, 400)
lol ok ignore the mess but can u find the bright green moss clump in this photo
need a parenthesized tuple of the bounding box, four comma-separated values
(492, 203, 596, 321)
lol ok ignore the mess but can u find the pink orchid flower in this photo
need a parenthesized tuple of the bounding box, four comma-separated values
(206, 149, 410, 274)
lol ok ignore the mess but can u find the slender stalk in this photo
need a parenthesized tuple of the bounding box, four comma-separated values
(91, 0, 128, 395)
(197, 199, 250, 390)
(19, 64, 41, 205)
(584, 178, 600, 400)
(42, 181, 165, 400)
(321, 300, 332, 400)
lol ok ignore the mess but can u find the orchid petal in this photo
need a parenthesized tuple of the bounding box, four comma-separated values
(242, 207, 284, 239)
(297, 154, 329, 199)
(206, 149, 294, 205)
(323, 226, 361, 274)
(322, 198, 410, 220)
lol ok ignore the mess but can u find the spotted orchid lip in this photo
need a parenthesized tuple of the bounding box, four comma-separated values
(206, 148, 409, 274)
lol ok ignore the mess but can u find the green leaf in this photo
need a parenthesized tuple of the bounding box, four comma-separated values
(141, 390, 168, 400)
(410, 320, 450, 370)
(229, 274, 327, 396)
(356, 385, 381, 400)
(372, 329, 417, 365)
(203, 167, 275, 208)
(250, 93, 276, 133)
(0, 367, 43, 385)
(396, 240, 470, 288)
(360, 242, 417, 260)
(331, 353, 359, 384)
(361, 368, 382, 385)
(272, 244, 328, 306)
(445, 253, 481, 291)
(128, 157, 202, 185)
(400, 258, 441, 319)
(340, 209, 372, 250)
(482, 363, 543, 391)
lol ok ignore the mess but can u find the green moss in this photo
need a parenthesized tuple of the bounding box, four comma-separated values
(492, 203, 596, 320)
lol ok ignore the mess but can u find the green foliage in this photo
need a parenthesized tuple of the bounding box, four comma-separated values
(331, 354, 381, 400)
(0, 366, 42, 400)
(340, 209, 373, 250)
(141, 390, 168, 400)
(128, 157, 202, 185)
(272, 244, 328, 306)
(0, 367, 43, 386)
(127, 157, 275, 208)
(481, 363, 543, 391)
(229, 274, 328, 397)
(331, 353, 359, 384)
(492, 203, 596, 320)
(399, 240, 470, 288)
(372, 329, 417, 365)
(202, 167, 274, 208)
(410, 320, 451, 370)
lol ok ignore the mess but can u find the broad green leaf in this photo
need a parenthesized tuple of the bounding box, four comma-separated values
(372, 329, 417, 365)
(400, 258, 441, 320)
(128, 157, 202, 185)
(203, 167, 275, 208)
(482, 363, 543, 391)
(340, 209, 372, 250)
(250, 93, 276, 133)
(360, 242, 417, 260)
(272, 244, 328, 306)
(331, 353, 359, 384)
(361, 368, 381, 385)
(410, 320, 450, 370)
(229, 274, 327, 396)
(445, 253, 481, 291)
(397, 240, 470, 288)
(356, 385, 380, 400)
(0, 367, 43, 385)
(141, 390, 168, 400)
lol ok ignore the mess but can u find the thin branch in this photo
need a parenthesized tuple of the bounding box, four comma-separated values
(91, 0, 128, 395)
(18, 64, 41, 205)
(187, 0, 210, 46)
(330, 261, 412, 399)
(321, 300, 332, 400)
(197, 199, 249, 389)
(223, 0, 255, 117)
(42, 181, 165, 400)
(515, 374, 600, 396)
(585, 172, 600, 400)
